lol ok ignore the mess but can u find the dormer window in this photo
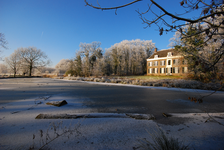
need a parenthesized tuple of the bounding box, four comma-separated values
(167, 52, 172, 57)
(154, 55, 158, 58)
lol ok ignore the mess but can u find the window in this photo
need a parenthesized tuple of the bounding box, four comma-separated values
(152, 68, 155, 73)
(160, 68, 165, 73)
(166, 68, 172, 73)
(154, 61, 158, 66)
(155, 68, 158, 74)
(150, 68, 152, 73)
(173, 67, 179, 73)
(154, 55, 158, 58)
(160, 60, 166, 66)
(182, 67, 187, 73)
(173, 59, 179, 65)
(149, 62, 152, 66)
(168, 60, 171, 65)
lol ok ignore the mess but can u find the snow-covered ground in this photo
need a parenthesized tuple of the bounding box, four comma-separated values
(0, 91, 224, 150)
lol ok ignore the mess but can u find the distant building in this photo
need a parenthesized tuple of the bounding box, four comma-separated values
(147, 48, 188, 75)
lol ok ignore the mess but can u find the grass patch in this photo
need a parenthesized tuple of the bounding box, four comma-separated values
(138, 127, 189, 150)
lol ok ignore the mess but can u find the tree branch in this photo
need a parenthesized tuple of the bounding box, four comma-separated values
(150, 0, 223, 24)
(84, 0, 142, 10)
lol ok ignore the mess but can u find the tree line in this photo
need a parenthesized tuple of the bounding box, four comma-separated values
(56, 39, 156, 77)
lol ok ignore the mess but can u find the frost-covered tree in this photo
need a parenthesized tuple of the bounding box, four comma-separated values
(0, 33, 8, 60)
(170, 13, 224, 80)
(18, 47, 51, 76)
(69, 40, 154, 77)
(0, 64, 8, 75)
(39, 67, 56, 74)
(5, 49, 21, 77)
(92, 58, 104, 77)
(106, 39, 155, 75)
(55, 59, 71, 74)
(74, 53, 82, 76)
(102, 49, 113, 76)
(79, 41, 102, 76)
(168, 31, 182, 48)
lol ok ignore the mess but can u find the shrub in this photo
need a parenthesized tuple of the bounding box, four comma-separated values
(65, 70, 76, 76)
(138, 128, 189, 150)
(42, 74, 57, 78)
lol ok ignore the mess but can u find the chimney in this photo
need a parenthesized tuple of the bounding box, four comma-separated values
(154, 48, 157, 53)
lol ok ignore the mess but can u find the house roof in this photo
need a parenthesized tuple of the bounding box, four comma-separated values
(148, 49, 180, 59)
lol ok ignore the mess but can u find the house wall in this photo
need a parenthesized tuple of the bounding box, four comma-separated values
(147, 56, 188, 76)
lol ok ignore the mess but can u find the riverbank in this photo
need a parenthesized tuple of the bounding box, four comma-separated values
(60, 76, 224, 91)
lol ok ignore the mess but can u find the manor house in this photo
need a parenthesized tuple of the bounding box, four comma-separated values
(147, 48, 188, 75)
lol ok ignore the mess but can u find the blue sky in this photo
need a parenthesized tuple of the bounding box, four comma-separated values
(0, 0, 200, 67)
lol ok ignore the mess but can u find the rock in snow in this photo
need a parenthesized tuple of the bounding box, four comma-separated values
(46, 100, 68, 107)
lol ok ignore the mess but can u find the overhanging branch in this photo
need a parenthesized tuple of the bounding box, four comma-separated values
(84, 0, 142, 10)
(150, 0, 224, 23)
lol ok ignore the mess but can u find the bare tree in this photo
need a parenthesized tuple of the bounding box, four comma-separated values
(18, 47, 51, 76)
(0, 64, 8, 75)
(5, 49, 21, 77)
(0, 33, 8, 60)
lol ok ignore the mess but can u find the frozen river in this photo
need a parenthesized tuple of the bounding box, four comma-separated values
(1, 78, 224, 124)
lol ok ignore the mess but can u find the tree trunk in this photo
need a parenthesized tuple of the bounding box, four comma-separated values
(13, 68, 16, 77)
(29, 66, 32, 76)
